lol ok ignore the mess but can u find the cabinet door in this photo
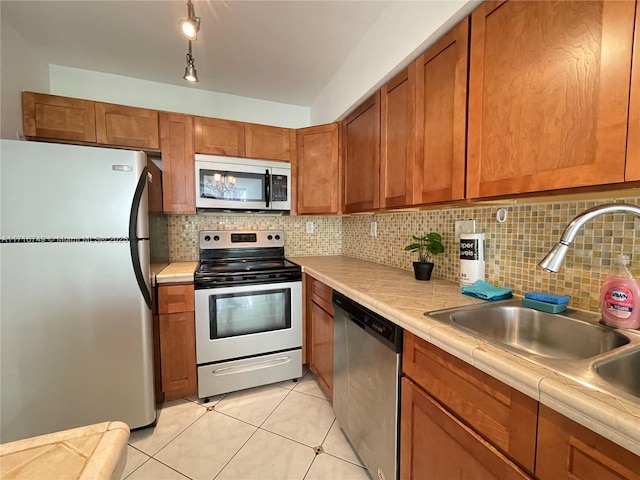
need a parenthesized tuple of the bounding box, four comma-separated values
(309, 301, 333, 400)
(297, 123, 340, 214)
(305, 276, 333, 400)
(626, 1, 640, 181)
(245, 123, 292, 161)
(536, 405, 640, 480)
(414, 17, 468, 204)
(194, 117, 245, 156)
(22, 92, 96, 143)
(400, 378, 532, 480)
(95, 103, 159, 149)
(467, 1, 636, 198)
(159, 112, 195, 214)
(159, 311, 197, 400)
(343, 92, 381, 213)
(403, 332, 538, 472)
(380, 67, 415, 209)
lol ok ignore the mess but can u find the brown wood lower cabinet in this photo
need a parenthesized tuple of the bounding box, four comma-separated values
(158, 284, 197, 400)
(402, 332, 538, 472)
(305, 275, 333, 400)
(401, 377, 532, 480)
(536, 405, 640, 480)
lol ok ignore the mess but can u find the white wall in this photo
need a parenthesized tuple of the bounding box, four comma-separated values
(310, 0, 479, 124)
(49, 65, 310, 128)
(0, 19, 50, 139)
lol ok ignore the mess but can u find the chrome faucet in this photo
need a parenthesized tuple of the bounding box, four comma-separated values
(538, 203, 640, 273)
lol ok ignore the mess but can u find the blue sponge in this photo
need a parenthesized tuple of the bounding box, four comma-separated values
(524, 291, 570, 305)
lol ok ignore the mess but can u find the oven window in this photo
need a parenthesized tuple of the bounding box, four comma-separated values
(199, 168, 266, 202)
(209, 288, 291, 339)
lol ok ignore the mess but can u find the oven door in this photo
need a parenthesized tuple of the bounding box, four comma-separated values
(195, 280, 302, 364)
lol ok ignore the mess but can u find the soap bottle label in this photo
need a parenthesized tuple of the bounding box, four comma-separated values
(604, 287, 634, 319)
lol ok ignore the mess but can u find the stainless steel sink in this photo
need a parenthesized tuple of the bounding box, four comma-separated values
(594, 350, 640, 399)
(430, 302, 629, 360)
(426, 299, 640, 403)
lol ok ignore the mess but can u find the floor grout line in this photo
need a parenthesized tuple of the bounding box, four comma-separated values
(125, 371, 369, 480)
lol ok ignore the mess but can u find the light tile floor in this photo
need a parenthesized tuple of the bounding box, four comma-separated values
(123, 369, 371, 480)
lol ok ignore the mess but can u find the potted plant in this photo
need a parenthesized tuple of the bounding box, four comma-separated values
(404, 232, 444, 281)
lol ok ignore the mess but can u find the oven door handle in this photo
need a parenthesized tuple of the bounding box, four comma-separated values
(265, 169, 271, 208)
(209, 355, 293, 376)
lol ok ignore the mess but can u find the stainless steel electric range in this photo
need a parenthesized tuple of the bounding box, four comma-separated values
(194, 230, 302, 401)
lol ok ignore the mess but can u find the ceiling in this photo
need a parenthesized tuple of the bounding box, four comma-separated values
(1, 0, 393, 106)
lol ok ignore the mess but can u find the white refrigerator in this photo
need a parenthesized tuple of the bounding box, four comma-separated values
(0, 140, 159, 443)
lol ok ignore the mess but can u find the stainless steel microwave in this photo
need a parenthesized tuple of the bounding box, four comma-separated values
(195, 154, 291, 211)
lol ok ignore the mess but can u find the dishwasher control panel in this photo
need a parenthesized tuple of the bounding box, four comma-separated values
(333, 291, 403, 352)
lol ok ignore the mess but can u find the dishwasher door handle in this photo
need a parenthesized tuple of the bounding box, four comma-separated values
(348, 315, 366, 330)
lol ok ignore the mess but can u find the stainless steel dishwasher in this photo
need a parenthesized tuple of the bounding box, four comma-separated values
(333, 291, 403, 480)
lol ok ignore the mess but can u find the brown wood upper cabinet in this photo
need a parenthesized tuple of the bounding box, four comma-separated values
(22, 92, 160, 149)
(413, 17, 468, 204)
(380, 67, 415, 209)
(467, 1, 637, 198)
(95, 103, 159, 149)
(23, 92, 96, 143)
(194, 117, 294, 162)
(245, 123, 292, 162)
(625, 1, 640, 181)
(296, 123, 341, 214)
(194, 117, 245, 157)
(342, 92, 381, 213)
(160, 112, 195, 214)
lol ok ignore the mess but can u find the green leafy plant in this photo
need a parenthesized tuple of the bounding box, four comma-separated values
(404, 232, 444, 263)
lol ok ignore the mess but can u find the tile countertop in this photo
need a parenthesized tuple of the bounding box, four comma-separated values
(0, 421, 129, 480)
(155, 262, 198, 284)
(288, 255, 640, 457)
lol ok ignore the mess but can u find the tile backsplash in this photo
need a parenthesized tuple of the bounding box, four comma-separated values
(168, 214, 343, 261)
(342, 197, 640, 312)
(168, 196, 640, 313)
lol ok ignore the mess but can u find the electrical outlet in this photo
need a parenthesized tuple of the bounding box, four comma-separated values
(370, 221, 377, 238)
(455, 220, 476, 242)
(306, 221, 314, 234)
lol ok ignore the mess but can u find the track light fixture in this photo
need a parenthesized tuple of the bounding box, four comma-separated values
(183, 40, 199, 82)
(179, 0, 200, 41)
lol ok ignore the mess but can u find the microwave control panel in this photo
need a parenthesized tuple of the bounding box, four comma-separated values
(271, 175, 288, 202)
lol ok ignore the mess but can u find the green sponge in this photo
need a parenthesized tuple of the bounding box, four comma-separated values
(522, 298, 567, 313)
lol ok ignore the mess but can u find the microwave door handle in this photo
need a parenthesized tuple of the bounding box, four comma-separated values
(265, 169, 271, 208)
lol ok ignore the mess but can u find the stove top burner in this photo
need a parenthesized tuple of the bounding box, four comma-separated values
(197, 258, 299, 275)
(195, 230, 301, 289)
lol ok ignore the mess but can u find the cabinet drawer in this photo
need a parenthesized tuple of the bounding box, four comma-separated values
(309, 276, 333, 315)
(403, 332, 538, 473)
(158, 284, 195, 314)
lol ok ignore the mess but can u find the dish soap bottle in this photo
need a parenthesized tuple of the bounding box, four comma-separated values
(600, 254, 640, 329)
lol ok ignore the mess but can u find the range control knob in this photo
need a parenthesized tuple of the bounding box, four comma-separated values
(275, 234, 281, 240)
(213, 235, 220, 241)
(267, 235, 273, 240)
(204, 235, 211, 242)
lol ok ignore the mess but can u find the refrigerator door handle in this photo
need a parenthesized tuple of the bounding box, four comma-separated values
(129, 166, 152, 308)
